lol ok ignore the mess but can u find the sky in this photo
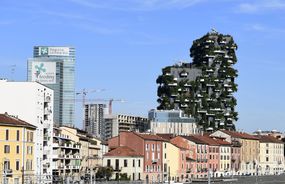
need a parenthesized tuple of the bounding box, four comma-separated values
(0, 0, 284, 132)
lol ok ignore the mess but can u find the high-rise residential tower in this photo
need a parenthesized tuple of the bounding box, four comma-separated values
(84, 103, 108, 137)
(156, 31, 238, 131)
(27, 46, 75, 126)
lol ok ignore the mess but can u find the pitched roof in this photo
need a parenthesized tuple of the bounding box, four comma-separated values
(182, 135, 231, 146)
(181, 135, 208, 144)
(212, 138, 232, 146)
(0, 113, 36, 129)
(256, 135, 283, 143)
(133, 132, 167, 141)
(220, 130, 259, 140)
(156, 133, 175, 141)
(104, 146, 143, 157)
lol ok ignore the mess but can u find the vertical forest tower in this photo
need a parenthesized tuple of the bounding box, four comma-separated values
(156, 31, 238, 131)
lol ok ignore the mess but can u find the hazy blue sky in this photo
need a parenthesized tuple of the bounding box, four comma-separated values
(0, 0, 284, 132)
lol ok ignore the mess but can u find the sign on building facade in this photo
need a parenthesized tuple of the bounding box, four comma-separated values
(31, 62, 56, 84)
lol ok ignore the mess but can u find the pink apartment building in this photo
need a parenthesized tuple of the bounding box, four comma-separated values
(108, 132, 166, 183)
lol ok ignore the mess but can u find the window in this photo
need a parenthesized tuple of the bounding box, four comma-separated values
(16, 130, 20, 141)
(146, 144, 149, 151)
(266, 150, 269, 154)
(4, 160, 10, 170)
(6, 129, 9, 140)
(107, 159, 111, 167)
(27, 132, 29, 142)
(16, 160, 20, 170)
(115, 159, 119, 170)
(16, 145, 20, 154)
(164, 143, 166, 149)
(164, 153, 166, 159)
(124, 159, 128, 167)
(14, 178, 19, 184)
(30, 132, 33, 142)
(4, 145, 10, 153)
(133, 159, 135, 167)
(152, 144, 155, 151)
(138, 159, 141, 167)
(26, 160, 32, 171)
(266, 157, 269, 162)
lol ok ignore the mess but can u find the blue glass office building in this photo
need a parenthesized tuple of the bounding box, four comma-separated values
(27, 46, 75, 126)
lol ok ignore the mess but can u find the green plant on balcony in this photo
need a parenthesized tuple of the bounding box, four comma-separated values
(162, 66, 171, 74)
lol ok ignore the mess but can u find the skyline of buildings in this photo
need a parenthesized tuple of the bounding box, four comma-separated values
(27, 46, 76, 126)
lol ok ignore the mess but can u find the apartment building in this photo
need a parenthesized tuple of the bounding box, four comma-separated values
(157, 135, 192, 182)
(84, 103, 107, 138)
(211, 130, 260, 175)
(257, 135, 284, 175)
(103, 146, 144, 180)
(104, 114, 148, 140)
(52, 127, 81, 182)
(0, 80, 54, 183)
(156, 31, 238, 131)
(108, 132, 166, 183)
(0, 113, 36, 184)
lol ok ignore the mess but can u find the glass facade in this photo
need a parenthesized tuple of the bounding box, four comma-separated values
(27, 46, 75, 126)
(148, 109, 195, 123)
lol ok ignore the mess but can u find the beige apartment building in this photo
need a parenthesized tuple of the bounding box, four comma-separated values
(257, 135, 284, 175)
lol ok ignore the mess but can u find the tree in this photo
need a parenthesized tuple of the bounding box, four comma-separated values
(96, 167, 113, 180)
(119, 173, 130, 181)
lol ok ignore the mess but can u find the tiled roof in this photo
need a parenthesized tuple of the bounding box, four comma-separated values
(256, 135, 283, 143)
(156, 133, 175, 141)
(181, 135, 208, 144)
(0, 113, 36, 129)
(220, 130, 259, 140)
(183, 135, 231, 146)
(134, 132, 167, 141)
(212, 138, 231, 146)
(104, 146, 143, 157)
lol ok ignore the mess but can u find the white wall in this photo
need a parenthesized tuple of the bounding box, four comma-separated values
(0, 80, 54, 183)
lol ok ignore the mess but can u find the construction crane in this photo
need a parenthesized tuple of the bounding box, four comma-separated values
(75, 88, 105, 129)
(76, 88, 105, 107)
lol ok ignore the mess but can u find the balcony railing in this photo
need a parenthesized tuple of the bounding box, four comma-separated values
(44, 96, 51, 103)
(44, 108, 52, 115)
(152, 159, 158, 164)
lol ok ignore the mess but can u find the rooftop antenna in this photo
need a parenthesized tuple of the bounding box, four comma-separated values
(10, 65, 16, 81)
